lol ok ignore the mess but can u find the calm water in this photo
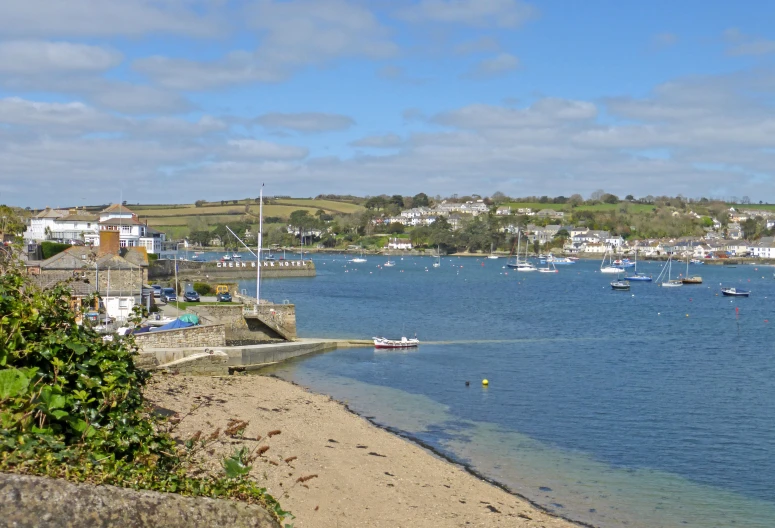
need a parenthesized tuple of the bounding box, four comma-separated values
(241, 255, 775, 527)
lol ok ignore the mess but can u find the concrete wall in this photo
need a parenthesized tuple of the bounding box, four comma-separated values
(191, 304, 296, 344)
(0, 472, 280, 528)
(136, 340, 335, 373)
(134, 324, 226, 350)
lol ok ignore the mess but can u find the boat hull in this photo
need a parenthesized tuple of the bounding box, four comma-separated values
(625, 275, 652, 282)
(721, 289, 750, 297)
(373, 337, 419, 348)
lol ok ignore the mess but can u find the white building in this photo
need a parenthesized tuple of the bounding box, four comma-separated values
(386, 238, 413, 250)
(24, 208, 99, 243)
(92, 204, 165, 252)
(750, 237, 775, 259)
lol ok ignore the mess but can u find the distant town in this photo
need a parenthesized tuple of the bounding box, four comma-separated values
(6, 191, 775, 263)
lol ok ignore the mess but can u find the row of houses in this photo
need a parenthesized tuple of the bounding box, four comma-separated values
(24, 204, 166, 254)
(25, 230, 150, 322)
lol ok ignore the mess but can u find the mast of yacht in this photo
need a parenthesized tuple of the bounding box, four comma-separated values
(256, 184, 263, 305)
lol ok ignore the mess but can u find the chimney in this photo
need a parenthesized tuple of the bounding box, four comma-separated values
(99, 230, 120, 256)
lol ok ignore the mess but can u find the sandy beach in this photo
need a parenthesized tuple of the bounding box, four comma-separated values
(145, 373, 579, 528)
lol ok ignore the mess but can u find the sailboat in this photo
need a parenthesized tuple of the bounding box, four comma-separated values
(625, 247, 652, 282)
(600, 248, 623, 274)
(433, 245, 441, 268)
(611, 271, 631, 290)
(487, 242, 499, 259)
(507, 231, 536, 271)
(538, 257, 558, 273)
(656, 253, 683, 287)
(681, 248, 702, 284)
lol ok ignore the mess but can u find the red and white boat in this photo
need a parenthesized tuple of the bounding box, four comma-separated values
(372, 335, 420, 349)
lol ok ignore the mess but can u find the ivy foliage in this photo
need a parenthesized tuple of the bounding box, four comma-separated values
(0, 266, 289, 523)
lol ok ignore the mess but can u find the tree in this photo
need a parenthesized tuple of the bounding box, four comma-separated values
(741, 196, 751, 205)
(0, 205, 28, 237)
(389, 195, 404, 209)
(194, 200, 206, 207)
(625, 195, 634, 201)
(602, 193, 619, 204)
(568, 194, 583, 207)
(590, 189, 605, 201)
(189, 230, 212, 247)
(412, 192, 430, 207)
(490, 191, 508, 205)
(387, 222, 405, 234)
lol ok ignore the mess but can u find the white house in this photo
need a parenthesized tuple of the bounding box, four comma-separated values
(24, 208, 99, 243)
(496, 206, 512, 216)
(386, 238, 413, 250)
(90, 204, 165, 253)
(750, 237, 775, 259)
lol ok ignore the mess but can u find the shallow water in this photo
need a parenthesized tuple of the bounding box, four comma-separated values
(244, 255, 775, 527)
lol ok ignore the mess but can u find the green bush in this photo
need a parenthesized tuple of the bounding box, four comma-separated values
(0, 266, 289, 522)
(193, 282, 213, 295)
(41, 241, 71, 259)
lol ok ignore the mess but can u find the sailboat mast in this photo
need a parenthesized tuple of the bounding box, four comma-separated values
(256, 185, 263, 305)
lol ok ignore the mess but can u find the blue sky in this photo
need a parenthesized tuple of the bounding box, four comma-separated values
(1, 0, 775, 207)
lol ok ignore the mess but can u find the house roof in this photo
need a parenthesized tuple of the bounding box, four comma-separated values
(36, 246, 143, 270)
(60, 213, 99, 222)
(99, 217, 143, 226)
(34, 208, 67, 219)
(122, 246, 149, 267)
(101, 203, 137, 215)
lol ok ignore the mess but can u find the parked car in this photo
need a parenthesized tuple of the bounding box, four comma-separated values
(152, 285, 162, 298)
(161, 288, 177, 303)
(183, 290, 200, 302)
(216, 291, 232, 302)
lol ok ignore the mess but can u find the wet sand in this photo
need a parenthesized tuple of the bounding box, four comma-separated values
(146, 374, 581, 528)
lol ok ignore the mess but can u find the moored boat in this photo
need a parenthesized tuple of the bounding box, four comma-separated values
(721, 287, 750, 297)
(611, 279, 630, 290)
(384, 261, 396, 267)
(681, 276, 703, 284)
(373, 336, 420, 348)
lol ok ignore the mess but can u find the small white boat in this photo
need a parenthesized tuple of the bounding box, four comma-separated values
(350, 257, 367, 263)
(721, 287, 750, 297)
(221, 254, 233, 262)
(373, 336, 420, 349)
(384, 261, 396, 267)
(433, 246, 441, 267)
(232, 253, 242, 260)
(487, 255, 499, 259)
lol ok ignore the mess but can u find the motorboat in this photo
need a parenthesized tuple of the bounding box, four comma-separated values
(611, 279, 631, 290)
(511, 262, 537, 272)
(625, 273, 652, 282)
(681, 276, 703, 284)
(690, 259, 705, 265)
(384, 261, 396, 267)
(721, 287, 750, 297)
(546, 255, 575, 265)
(232, 253, 242, 260)
(221, 254, 233, 262)
(373, 336, 420, 349)
(613, 258, 635, 268)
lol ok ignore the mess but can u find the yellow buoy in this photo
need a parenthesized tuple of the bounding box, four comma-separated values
(482, 379, 489, 386)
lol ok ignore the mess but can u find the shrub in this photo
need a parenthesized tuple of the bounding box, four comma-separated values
(41, 241, 71, 259)
(0, 265, 289, 523)
(193, 282, 213, 295)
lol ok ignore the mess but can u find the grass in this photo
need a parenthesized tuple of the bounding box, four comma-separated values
(504, 202, 656, 214)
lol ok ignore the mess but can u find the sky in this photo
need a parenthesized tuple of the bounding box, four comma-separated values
(2, 0, 775, 208)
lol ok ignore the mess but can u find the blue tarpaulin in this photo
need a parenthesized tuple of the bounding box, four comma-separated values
(153, 318, 195, 331)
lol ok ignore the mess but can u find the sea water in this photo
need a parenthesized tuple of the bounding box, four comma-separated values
(242, 256, 775, 527)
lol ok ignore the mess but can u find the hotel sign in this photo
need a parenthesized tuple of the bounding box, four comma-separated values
(216, 260, 310, 268)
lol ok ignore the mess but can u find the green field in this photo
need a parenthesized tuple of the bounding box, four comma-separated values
(504, 202, 655, 214)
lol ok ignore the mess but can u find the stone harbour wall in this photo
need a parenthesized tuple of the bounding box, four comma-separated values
(149, 259, 316, 280)
(134, 324, 226, 350)
(0, 472, 280, 528)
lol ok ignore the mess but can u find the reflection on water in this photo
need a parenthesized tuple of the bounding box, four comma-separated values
(249, 257, 775, 527)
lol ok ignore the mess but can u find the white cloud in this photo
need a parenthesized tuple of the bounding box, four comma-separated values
(350, 134, 404, 148)
(398, 0, 538, 28)
(255, 112, 355, 133)
(0, 41, 122, 74)
(135, 0, 398, 90)
(0, 0, 222, 38)
(464, 52, 519, 78)
(226, 139, 309, 160)
(454, 36, 500, 55)
(723, 28, 775, 56)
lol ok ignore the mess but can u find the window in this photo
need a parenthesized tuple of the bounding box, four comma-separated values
(118, 299, 128, 309)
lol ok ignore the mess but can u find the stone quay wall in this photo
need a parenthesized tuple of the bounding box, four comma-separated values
(191, 304, 296, 344)
(134, 324, 226, 351)
(149, 259, 316, 280)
